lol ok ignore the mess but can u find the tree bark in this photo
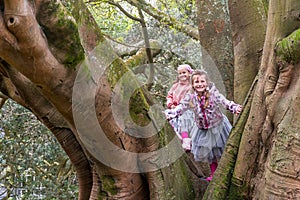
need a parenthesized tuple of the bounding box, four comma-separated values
(196, 0, 235, 122)
(0, 0, 198, 199)
(229, 0, 267, 104)
(204, 0, 300, 199)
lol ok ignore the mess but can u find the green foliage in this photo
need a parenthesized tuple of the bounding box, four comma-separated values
(0, 100, 78, 199)
(86, 0, 197, 41)
(156, 0, 196, 24)
(86, 0, 139, 39)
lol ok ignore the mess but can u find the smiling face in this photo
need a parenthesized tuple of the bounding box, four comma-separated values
(192, 74, 208, 94)
(177, 68, 191, 82)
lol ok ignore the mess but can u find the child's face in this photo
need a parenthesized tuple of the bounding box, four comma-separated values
(177, 68, 190, 82)
(192, 74, 207, 93)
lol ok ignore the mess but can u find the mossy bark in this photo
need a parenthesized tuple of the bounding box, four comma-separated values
(200, 0, 300, 199)
(203, 77, 256, 200)
(206, 1, 300, 199)
(275, 29, 300, 64)
(0, 1, 198, 199)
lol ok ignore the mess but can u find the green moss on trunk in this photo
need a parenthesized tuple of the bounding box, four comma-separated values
(100, 175, 118, 196)
(276, 29, 300, 64)
(203, 79, 255, 199)
(38, 1, 85, 68)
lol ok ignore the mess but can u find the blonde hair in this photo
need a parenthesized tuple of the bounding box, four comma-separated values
(190, 69, 209, 84)
(177, 64, 193, 73)
(173, 64, 193, 83)
(191, 70, 210, 108)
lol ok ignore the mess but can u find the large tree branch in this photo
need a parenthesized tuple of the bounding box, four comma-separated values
(0, 0, 81, 125)
(228, 1, 300, 199)
(0, 1, 198, 199)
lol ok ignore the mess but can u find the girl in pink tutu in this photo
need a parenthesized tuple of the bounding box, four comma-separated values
(166, 64, 195, 151)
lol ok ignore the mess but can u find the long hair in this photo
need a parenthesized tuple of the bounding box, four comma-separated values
(190, 70, 210, 108)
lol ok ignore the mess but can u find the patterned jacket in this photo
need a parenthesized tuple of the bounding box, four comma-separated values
(165, 83, 240, 129)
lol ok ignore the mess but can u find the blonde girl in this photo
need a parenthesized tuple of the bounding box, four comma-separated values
(166, 64, 195, 151)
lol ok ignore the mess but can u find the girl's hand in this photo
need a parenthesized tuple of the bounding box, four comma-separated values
(163, 110, 172, 120)
(236, 105, 242, 115)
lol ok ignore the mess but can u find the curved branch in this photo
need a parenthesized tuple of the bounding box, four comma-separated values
(107, 0, 142, 22)
(1, 0, 77, 125)
(137, 8, 154, 89)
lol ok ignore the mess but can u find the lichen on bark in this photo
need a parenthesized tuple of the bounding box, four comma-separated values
(37, 0, 85, 68)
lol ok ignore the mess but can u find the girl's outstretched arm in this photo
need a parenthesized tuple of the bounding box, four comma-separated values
(164, 93, 192, 120)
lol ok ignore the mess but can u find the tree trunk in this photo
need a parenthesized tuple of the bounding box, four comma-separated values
(196, 0, 235, 122)
(229, 0, 267, 104)
(204, 0, 300, 199)
(0, 0, 199, 199)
